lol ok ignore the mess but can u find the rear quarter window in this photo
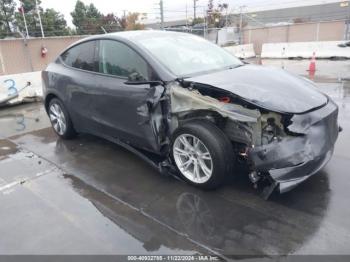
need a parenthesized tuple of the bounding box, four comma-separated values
(61, 41, 98, 72)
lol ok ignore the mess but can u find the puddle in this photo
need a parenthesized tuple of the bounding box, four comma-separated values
(0, 102, 50, 138)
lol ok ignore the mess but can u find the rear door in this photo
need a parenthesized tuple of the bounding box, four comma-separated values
(91, 39, 165, 152)
(59, 40, 99, 132)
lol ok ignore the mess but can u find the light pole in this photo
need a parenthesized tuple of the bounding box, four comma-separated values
(193, 0, 198, 21)
(239, 6, 246, 45)
(19, 4, 29, 38)
(35, 0, 44, 38)
(160, 0, 164, 30)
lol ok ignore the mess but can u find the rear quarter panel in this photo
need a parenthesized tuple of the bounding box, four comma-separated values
(42, 60, 96, 133)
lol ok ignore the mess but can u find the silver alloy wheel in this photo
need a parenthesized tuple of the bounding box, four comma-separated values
(49, 103, 67, 135)
(173, 134, 213, 184)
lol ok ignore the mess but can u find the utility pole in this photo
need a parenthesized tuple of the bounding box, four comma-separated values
(18, 4, 29, 38)
(239, 6, 245, 44)
(160, 0, 164, 30)
(203, 7, 207, 38)
(35, 0, 44, 38)
(193, 0, 198, 20)
(185, 2, 188, 27)
(347, 3, 350, 40)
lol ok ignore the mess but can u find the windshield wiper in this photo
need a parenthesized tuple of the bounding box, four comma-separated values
(227, 64, 245, 69)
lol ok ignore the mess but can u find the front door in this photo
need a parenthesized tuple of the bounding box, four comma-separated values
(91, 39, 165, 152)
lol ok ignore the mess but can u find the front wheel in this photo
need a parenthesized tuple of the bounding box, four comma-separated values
(171, 121, 234, 189)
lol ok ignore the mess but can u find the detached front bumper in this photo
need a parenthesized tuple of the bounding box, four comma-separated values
(250, 99, 339, 193)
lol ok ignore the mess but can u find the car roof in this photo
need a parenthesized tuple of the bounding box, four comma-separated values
(60, 30, 193, 82)
(83, 30, 191, 43)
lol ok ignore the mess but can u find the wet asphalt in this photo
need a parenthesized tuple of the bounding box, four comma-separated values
(0, 59, 350, 259)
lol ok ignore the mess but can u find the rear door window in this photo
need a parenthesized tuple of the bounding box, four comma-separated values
(98, 40, 149, 80)
(61, 41, 98, 72)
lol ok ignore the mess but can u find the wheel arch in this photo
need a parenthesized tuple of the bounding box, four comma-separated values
(172, 109, 253, 146)
(44, 92, 64, 113)
(174, 110, 224, 130)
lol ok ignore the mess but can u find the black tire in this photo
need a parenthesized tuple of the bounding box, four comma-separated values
(171, 121, 234, 189)
(48, 98, 77, 139)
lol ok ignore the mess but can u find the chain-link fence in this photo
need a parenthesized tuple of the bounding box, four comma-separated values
(165, 19, 349, 53)
(242, 20, 347, 55)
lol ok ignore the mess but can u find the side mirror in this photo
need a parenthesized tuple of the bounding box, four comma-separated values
(128, 72, 146, 82)
(239, 57, 249, 64)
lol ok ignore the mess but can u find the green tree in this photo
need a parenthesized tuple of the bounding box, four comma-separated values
(0, 0, 16, 38)
(71, 0, 140, 35)
(70, 0, 86, 34)
(207, 0, 228, 28)
(192, 17, 204, 25)
(41, 8, 69, 36)
(15, 0, 69, 37)
(71, 0, 104, 35)
(70, 1, 146, 35)
(20, 0, 37, 12)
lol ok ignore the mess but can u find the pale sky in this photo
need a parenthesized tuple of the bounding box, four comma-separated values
(34, 0, 343, 27)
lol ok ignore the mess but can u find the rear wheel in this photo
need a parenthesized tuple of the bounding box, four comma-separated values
(48, 98, 76, 139)
(171, 121, 234, 189)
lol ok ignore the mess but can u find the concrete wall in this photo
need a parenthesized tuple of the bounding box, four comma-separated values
(244, 20, 346, 55)
(224, 44, 256, 59)
(261, 41, 350, 58)
(0, 36, 85, 75)
(0, 71, 42, 105)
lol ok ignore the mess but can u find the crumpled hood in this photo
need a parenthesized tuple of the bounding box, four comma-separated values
(186, 65, 328, 114)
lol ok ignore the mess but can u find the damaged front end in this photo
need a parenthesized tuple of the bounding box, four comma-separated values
(250, 98, 339, 194)
(167, 80, 339, 197)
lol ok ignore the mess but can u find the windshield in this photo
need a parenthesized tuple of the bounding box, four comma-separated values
(136, 33, 243, 77)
